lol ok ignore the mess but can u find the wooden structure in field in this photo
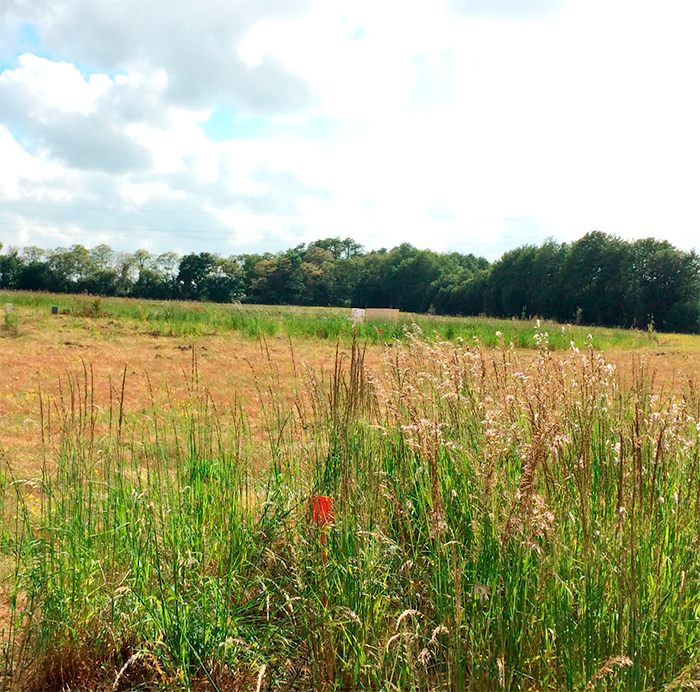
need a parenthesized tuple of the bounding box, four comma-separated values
(366, 308, 400, 321)
(351, 307, 400, 322)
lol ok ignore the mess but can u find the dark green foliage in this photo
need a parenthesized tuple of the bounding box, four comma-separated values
(625, 238, 700, 332)
(177, 252, 216, 300)
(0, 246, 22, 288)
(177, 252, 245, 303)
(561, 231, 629, 325)
(481, 232, 698, 332)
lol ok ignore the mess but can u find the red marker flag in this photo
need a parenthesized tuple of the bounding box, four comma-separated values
(310, 495, 334, 528)
(310, 495, 333, 564)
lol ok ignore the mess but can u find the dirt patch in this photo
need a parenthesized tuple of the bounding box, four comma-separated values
(1, 315, 697, 479)
(0, 326, 385, 478)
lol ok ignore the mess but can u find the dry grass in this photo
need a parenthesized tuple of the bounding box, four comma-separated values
(0, 304, 699, 691)
(1, 310, 697, 479)
(0, 317, 386, 478)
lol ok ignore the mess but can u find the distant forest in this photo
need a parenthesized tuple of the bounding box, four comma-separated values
(1, 231, 698, 333)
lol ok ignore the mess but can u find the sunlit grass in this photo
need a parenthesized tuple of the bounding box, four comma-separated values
(1, 327, 699, 690)
(0, 289, 675, 351)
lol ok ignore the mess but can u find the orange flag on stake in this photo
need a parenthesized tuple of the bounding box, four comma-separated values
(310, 495, 333, 563)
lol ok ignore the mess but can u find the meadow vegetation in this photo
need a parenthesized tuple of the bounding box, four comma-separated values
(1, 312, 699, 690)
(0, 290, 668, 350)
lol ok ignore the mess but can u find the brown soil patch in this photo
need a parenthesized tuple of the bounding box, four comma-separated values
(1, 314, 697, 480)
(0, 320, 386, 478)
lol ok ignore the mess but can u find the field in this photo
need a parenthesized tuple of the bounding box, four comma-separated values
(1, 291, 699, 691)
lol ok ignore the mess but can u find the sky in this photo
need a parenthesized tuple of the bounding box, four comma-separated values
(0, 0, 698, 262)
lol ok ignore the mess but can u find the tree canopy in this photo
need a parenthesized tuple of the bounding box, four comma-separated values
(1, 233, 697, 333)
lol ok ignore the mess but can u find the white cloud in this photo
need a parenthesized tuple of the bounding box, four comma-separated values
(3, 0, 316, 113)
(0, 124, 69, 196)
(0, 0, 698, 260)
(0, 54, 112, 115)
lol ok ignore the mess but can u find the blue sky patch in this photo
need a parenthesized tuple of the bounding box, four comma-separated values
(0, 23, 123, 82)
(200, 109, 341, 143)
(199, 109, 273, 141)
(0, 23, 42, 72)
(6, 124, 39, 156)
(16, 23, 42, 53)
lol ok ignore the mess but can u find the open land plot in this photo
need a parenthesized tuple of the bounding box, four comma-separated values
(0, 295, 696, 480)
(0, 299, 696, 475)
(0, 294, 699, 691)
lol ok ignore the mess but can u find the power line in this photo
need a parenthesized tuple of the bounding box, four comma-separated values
(0, 223, 582, 244)
(1, 203, 697, 240)
(1, 212, 696, 250)
(0, 200, 573, 222)
(0, 201, 305, 217)
(0, 222, 230, 234)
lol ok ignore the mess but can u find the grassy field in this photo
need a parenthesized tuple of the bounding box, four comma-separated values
(1, 292, 699, 690)
(1, 289, 688, 350)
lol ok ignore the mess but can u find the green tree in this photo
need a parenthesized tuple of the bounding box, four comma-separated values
(178, 252, 216, 301)
(18, 246, 50, 291)
(45, 246, 85, 292)
(22, 246, 46, 264)
(529, 239, 567, 320)
(130, 250, 159, 299)
(84, 244, 118, 295)
(309, 237, 364, 260)
(484, 245, 539, 318)
(352, 249, 392, 307)
(390, 249, 445, 313)
(156, 252, 181, 298)
(627, 239, 700, 332)
(204, 257, 244, 303)
(0, 246, 23, 289)
(562, 232, 629, 326)
(249, 251, 306, 304)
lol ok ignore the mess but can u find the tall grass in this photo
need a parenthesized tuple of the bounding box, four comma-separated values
(0, 289, 666, 349)
(2, 330, 699, 689)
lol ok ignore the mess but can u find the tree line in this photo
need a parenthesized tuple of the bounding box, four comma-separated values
(1, 232, 698, 333)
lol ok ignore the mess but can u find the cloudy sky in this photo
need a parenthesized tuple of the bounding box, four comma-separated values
(0, 0, 698, 261)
